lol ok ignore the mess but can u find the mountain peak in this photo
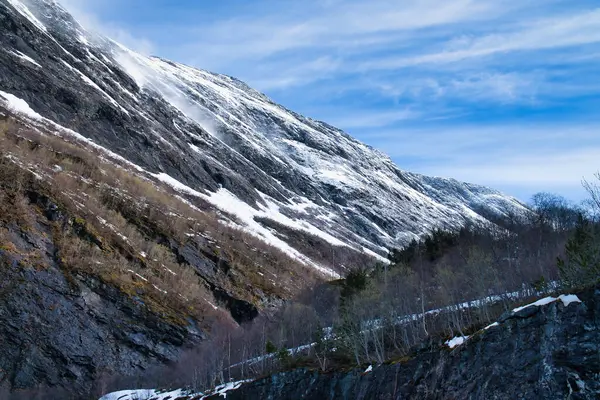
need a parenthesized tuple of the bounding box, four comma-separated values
(0, 0, 528, 276)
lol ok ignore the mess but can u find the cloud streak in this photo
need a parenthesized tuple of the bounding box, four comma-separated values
(356, 8, 600, 72)
(354, 122, 600, 200)
(54, 0, 155, 54)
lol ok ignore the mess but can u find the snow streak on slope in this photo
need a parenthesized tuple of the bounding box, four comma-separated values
(107, 45, 528, 249)
(0, 90, 340, 276)
(0, 0, 530, 277)
(0, 90, 43, 119)
(7, 49, 42, 67)
(5, 0, 47, 32)
(153, 173, 341, 277)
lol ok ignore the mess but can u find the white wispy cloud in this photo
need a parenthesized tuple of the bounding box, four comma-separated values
(357, 8, 600, 71)
(353, 72, 541, 106)
(326, 108, 417, 129)
(355, 123, 600, 200)
(53, 0, 155, 54)
(364, 123, 600, 160)
(184, 0, 509, 63)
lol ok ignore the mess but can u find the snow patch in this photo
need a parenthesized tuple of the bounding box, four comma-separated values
(78, 34, 90, 46)
(484, 322, 499, 330)
(511, 293, 582, 314)
(203, 297, 219, 310)
(201, 380, 250, 399)
(0, 91, 43, 120)
(512, 296, 558, 313)
(126, 269, 148, 282)
(6, 0, 47, 32)
(148, 173, 340, 277)
(8, 50, 41, 67)
(152, 173, 203, 197)
(99, 389, 191, 400)
(162, 265, 177, 276)
(319, 168, 358, 187)
(257, 192, 348, 247)
(445, 336, 469, 349)
(361, 246, 390, 264)
(558, 294, 581, 307)
(202, 188, 339, 278)
(152, 284, 167, 295)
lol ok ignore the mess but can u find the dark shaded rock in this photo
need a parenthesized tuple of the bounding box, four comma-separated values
(214, 287, 600, 400)
(0, 198, 203, 395)
(211, 287, 259, 324)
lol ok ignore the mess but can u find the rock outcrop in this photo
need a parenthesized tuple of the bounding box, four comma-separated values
(210, 286, 600, 400)
(0, 191, 204, 395)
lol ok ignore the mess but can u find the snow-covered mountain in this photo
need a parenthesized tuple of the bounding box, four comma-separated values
(0, 0, 528, 276)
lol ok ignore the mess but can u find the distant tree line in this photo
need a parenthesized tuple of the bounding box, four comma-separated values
(80, 176, 600, 398)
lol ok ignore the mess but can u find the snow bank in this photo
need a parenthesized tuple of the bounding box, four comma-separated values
(445, 336, 469, 349)
(152, 172, 204, 197)
(512, 296, 558, 313)
(512, 294, 581, 313)
(99, 379, 250, 400)
(0, 90, 43, 120)
(484, 322, 499, 330)
(201, 380, 250, 399)
(558, 294, 581, 307)
(99, 388, 190, 400)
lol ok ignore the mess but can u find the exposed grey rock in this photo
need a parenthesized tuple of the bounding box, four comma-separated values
(0, 214, 203, 395)
(215, 287, 600, 400)
(0, 0, 529, 272)
(0, 1, 554, 397)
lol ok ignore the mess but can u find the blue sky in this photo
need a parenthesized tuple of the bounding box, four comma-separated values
(60, 0, 600, 203)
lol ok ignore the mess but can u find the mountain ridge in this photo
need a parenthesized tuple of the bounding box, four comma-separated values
(0, 1, 573, 397)
(0, 0, 528, 277)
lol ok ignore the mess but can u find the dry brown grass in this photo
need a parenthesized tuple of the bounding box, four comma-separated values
(0, 117, 322, 326)
(0, 120, 8, 137)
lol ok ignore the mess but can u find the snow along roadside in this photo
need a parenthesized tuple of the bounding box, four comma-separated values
(445, 293, 582, 349)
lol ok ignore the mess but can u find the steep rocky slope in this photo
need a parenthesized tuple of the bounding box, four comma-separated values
(0, 119, 221, 395)
(0, 111, 354, 394)
(0, 0, 528, 278)
(0, 0, 538, 396)
(0, 222, 202, 395)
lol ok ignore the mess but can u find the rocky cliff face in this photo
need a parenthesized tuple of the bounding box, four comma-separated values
(0, 181, 205, 395)
(207, 286, 600, 400)
(0, 0, 540, 397)
(0, 0, 528, 277)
